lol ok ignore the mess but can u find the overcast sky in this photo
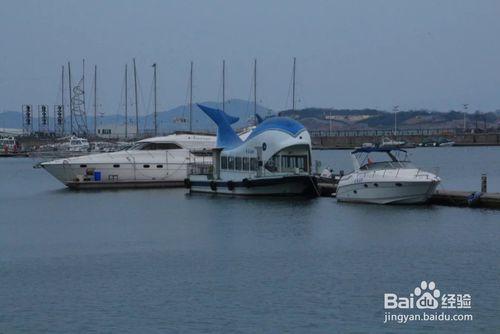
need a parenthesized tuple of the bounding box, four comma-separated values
(1, 0, 500, 115)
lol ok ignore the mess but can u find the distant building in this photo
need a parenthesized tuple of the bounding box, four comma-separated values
(96, 124, 139, 139)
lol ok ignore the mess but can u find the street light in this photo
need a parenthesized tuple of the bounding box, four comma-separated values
(393, 105, 399, 136)
(463, 103, 468, 132)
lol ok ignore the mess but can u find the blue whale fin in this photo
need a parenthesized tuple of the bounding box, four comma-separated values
(223, 110, 239, 125)
(197, 104, 243, 149)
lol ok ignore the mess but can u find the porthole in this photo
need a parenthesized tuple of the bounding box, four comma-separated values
(143, 164, 150, 168)
(396, 183, 402, 187)
(374, 183, 379, 187)
(353, 190, 357, 194)
(157, 165, 163, 168)
(80, 164, 87, 168)
(364, 184, 368, 188)
(113, 164, 120, 168)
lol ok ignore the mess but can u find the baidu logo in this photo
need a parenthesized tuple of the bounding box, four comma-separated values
(384, 281, 471, 310)
(414, 280, 440, 309)
(383, 281, 473, 324)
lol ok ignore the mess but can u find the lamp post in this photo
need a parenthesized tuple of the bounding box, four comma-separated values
(393, 105, 399, 136)
(463, 103, 468, 132)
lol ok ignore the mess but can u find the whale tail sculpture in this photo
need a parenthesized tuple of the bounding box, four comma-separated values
(197, 104, 243, 149)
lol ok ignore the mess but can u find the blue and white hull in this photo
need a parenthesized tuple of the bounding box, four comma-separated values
(188, 175, 319, 197)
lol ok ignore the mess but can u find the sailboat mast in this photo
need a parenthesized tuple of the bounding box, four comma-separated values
(292, 57, 296, 112)
(254, 58, 257, 120)
(94, 65, 97, 136)
(68, 61, 73, 135)
(82, 59, 86, 133)
(61, 65, 65, 135)
(125, 64, 128, 139)
(222, 59, 225, 112)
(153, 63, 157, 136)
(189, 61, 193, 132)
(133, 58, 139, 137)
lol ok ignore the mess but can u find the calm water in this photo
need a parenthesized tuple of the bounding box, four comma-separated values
(0, 147, 499, 333)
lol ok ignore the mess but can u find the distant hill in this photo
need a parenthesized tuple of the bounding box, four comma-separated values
(279, 108, 500, 131)
(3, 104, 499, 133)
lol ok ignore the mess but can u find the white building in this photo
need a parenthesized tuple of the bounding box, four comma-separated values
(96, 124, 140, 139)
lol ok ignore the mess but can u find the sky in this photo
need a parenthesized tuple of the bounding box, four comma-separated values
(1, 0, 500, 115)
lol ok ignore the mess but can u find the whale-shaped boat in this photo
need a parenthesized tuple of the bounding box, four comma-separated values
(186, 105, 319, 197)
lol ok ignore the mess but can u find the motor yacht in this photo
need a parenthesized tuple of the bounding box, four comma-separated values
(336, 147, 440, 204)
(41, 133, 216, 189)
(187, 105, 319, 197)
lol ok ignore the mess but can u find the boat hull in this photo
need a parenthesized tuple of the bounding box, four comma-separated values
(188, 175, 319, 197)
(336, 180, 439, 204)
(42, 162, 188, 189)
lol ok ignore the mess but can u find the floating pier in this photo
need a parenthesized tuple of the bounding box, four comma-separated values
(429, 190, 500, 209)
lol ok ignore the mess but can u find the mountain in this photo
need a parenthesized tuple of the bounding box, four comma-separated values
(279, 108, 500, 131)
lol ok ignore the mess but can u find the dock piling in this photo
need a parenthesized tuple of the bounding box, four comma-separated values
(481, 174, 487, 193)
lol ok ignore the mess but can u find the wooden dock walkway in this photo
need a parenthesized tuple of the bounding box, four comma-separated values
(429, 190, 500, 209)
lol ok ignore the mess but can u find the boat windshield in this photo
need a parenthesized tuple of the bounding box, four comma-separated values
(356, 150, 413, 170)
(128, 142, 183, 150)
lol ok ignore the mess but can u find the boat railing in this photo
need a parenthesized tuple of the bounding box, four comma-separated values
(364, 167, 439, 179)
(187, 162, 213, 176)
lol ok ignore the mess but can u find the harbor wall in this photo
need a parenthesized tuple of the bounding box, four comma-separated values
(312, 132, 500, 149)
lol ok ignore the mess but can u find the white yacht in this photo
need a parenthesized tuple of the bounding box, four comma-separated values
(61, 136, 91, 152)
(41, 133, 216, 189)
(187, 105, 319, 197)
(336, 147, 440, 204)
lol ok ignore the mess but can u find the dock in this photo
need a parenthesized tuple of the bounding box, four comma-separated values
(429, 190, 500, 209)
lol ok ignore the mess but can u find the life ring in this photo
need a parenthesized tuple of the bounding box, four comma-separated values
(227, 180, 235, 191)
(210, 180, 217, 191)
(184, 178, 191, 189)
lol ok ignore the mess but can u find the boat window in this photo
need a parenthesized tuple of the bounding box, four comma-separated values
(143, 164, 150, 168)
(250, 158, 257, 171)
(80, 164, 87, 168)
(235, 157, 242, 170)
(243, 157, 250, 171)
(265, 156, 279, 172)
(221, 156, 228, 169)
(156, 164, 163, 168)
(129, 142, 182, 150)
(228, 156, 235, 170)
(113, 164, 120, 168)
(279, 155, 308, 172)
